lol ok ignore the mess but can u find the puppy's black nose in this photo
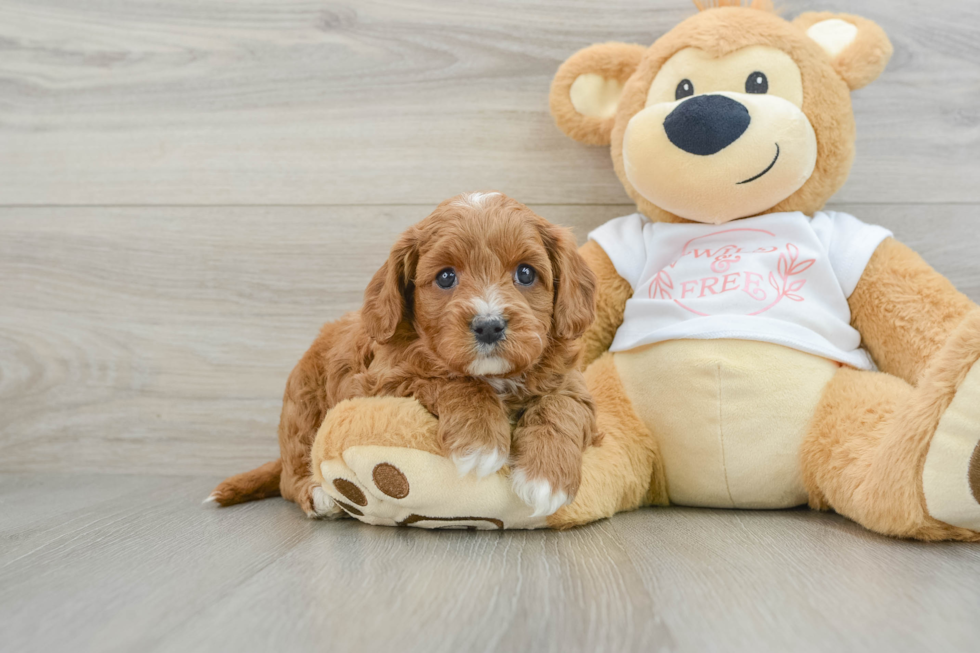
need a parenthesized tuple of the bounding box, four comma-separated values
(471, 315, 507, 345)
(664, 94, 751, 156)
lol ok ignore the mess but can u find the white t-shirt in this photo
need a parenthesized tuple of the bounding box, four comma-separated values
(588, 211, 892, 369)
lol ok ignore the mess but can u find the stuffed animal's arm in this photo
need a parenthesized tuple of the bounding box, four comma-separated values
(578, 240, 633, 368)
(849, 237, 977, 385)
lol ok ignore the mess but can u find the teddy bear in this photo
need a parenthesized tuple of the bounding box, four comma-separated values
(228, 0, 980, 540)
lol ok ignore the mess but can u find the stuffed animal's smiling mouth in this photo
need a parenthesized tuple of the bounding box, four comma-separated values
(737, 143, 780, 185)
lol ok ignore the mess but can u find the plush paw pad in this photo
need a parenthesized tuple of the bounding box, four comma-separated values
(509, 469, 572, 517)
(970, 444, 980, 505)
(372, 462, 410, 498)
(923, 360, 980, 530)
(316, 446, 549, 530)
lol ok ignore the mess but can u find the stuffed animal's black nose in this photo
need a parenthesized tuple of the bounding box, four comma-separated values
(664, 94, 751, 156)
(471, 315, 507, 345)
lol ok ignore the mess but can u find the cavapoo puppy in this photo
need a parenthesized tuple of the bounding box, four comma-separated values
(210, 192, 599, 517)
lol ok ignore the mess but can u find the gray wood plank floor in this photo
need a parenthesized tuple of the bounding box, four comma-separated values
(2, 0, 980, 650)
(2, 474, 980, 653)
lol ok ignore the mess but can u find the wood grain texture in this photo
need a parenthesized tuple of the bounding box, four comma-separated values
(1, 474, 978, 653)
(0, 0, 978, 205)
(1, 204, 978, 476)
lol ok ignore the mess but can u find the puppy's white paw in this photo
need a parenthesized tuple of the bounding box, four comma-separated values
(509, 469, 571, 517)
(452, 448, 508, 478)
(306, 485, 345, 520)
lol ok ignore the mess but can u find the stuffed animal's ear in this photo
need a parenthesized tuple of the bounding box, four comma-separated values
(550, 42, 647, 146)
(361, 229, 419, 344)
(537, 221, 596, 340)
(794, 12, 893, 90)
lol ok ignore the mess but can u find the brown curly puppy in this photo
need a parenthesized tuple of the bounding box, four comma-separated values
(210, 192, 599, 517)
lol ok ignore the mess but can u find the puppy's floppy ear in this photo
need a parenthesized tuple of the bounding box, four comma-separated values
(794, 12, 893, 90)
(550, 42, 647, 146)
(538, 221, 596, 340)
(362, 229, 420, 343)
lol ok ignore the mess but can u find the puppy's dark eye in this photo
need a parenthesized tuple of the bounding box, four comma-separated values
(745, 71, 768, 94)
(435, 267, 457, 289)
(675, 79, 694, 101)
(514, 264, 536, 286)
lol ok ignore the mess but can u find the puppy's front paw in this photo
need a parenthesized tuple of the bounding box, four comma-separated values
(439, 412, 511, 479)
(508, 422, 583, 517)
(451, 447, 509, 478)
(509, 468, 573, 517)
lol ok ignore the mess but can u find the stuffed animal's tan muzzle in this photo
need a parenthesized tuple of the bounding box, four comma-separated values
(623, 91, 817, 224)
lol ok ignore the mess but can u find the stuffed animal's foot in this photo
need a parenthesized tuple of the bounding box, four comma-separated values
(922, 357, 980, 531)
(308, 396, 616, 529)
(315, 446, 550, 529)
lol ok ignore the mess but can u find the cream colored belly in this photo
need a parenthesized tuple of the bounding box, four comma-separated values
(614, 339, 840, 509)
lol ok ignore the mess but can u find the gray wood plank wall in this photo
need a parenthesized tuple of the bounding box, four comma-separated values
(2, 0, 979, 476)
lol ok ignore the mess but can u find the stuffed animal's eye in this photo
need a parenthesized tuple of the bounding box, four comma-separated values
(435, 267, 457, 289)
(675, 79, 694, 100)
(745, 71, 768, 94)
(514, 264, 536, 286)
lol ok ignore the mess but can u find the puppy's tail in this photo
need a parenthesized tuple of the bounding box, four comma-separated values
(205, 459, 282, 507)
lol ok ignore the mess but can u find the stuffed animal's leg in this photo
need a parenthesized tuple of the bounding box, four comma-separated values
(311, 397, 553, 529)
(546, 353, 667, 529)
(802, 312, 980, 541)
(308, 354, 664, 529)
